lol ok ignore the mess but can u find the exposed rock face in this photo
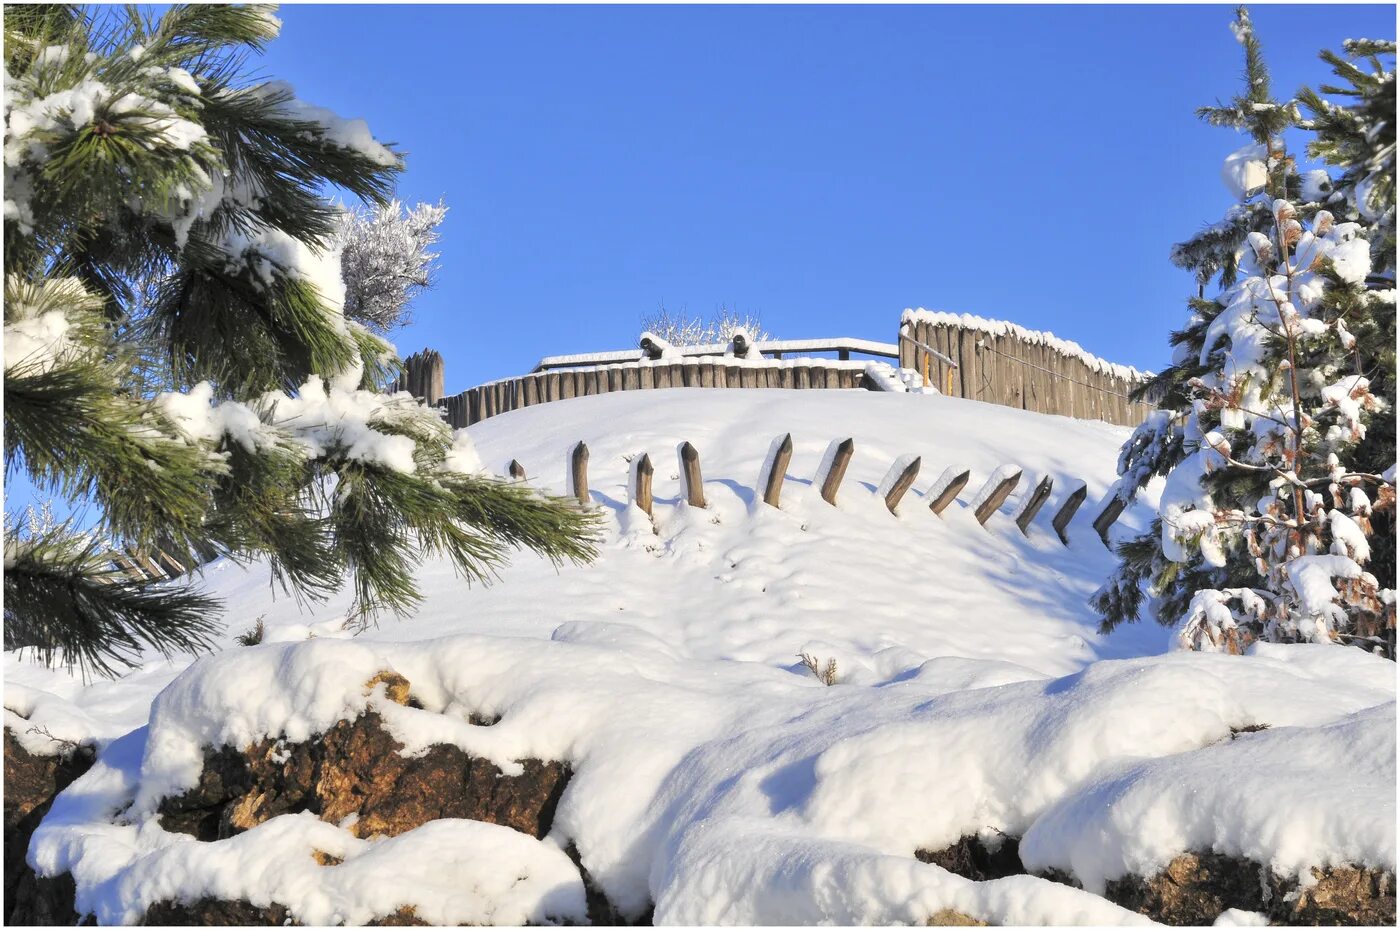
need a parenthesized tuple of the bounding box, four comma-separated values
(142, 898, 292, 925)
(4, 728, 94, 926)
(157, 710, 570, 842)
(1104, 851, 1397, 926)
(916, 834, 1024, 882)
(926, 909, 989, 926)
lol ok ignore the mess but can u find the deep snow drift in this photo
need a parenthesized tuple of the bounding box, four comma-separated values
(6, 388, 1395, 925)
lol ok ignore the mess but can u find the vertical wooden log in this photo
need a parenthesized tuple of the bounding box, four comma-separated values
(623, 365, 641, 391)
(1093, 495, 1127, 546)
(678, 441, 706, 508)
(1014, 475, 1055, 535)
(427, 350, 445, 406)
(740, 367, 758, 388)
(654, 365, 672, 389)
(1051, 483, 1088, 545)
(760, 433, 793, 508)
(570, 441, 589, 506)
(818, 438, 855, 505)
(880, 455, 922, 514)
(726, 365, 743, 388)
(631, 452, 654, 517)
(973, 469, 1022, 526)
(927, 468, 971, 516)
(508, 459, 526, 480)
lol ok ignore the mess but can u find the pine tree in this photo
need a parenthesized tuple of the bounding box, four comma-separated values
(4, 5, 599, 675)
(1093, 8, 1396, 657)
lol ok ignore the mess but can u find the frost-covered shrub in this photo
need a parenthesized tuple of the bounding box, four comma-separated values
(639, 304, 773, 347)
(337, 199, 447, 333)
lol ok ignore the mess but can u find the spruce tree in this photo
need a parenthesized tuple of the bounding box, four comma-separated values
(4, 5, 598, 675)
(1093, 9, 1396, 656)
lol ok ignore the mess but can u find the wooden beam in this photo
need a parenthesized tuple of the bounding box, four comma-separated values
(1015, 475, 1055, 535)
(678, 441, 706, 508)
(881, 456, 922, 514)
(818, 438, 854, 506)
(761, 433, 793, 508)
(927, 469, 971, 516)
(570, 441, 589, 506)
(1052, 483, 1088, 545)
(973, 469, 1022, 526)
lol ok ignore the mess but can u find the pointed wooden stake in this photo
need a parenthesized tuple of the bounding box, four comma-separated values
(1051, 484, 1088, 545)
(973, 470, 1023, 526)
(881, 456, 922, 514)
(1093, 496, 1127, 546)
(761, 434, 794, 508)
(570, 441, 589, 506)
(508, 459, 526, 480)
(1015, 476, 1055, 535)
(678, 442, 706, 508)
(819, 438, 855, 506)
(927, 469, 971, 516)
(632, 453, 655, 517)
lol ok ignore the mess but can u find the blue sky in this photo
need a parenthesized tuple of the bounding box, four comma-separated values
(257, 3, 1393, 392)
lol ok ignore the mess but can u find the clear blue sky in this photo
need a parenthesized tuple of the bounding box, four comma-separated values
(255, 3, 1394, 392)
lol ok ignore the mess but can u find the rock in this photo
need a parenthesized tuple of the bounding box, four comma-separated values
(926, 909, 989, 926)
(4, 727, 94, 925)
(564, 842, 653, 926)
(1272, 866, 1395, 926)
(142, 898, 292, 925)
(158, 710, 570, 842)
(1105, 851, 1271, 925)
(1106, 851, 1397, 926)
(916, 834, 1024, 881)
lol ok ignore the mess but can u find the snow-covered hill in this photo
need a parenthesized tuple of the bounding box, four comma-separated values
(6, 389, 1395, 925)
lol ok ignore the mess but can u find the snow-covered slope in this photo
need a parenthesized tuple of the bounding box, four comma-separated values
(7, 388, 1394, 925)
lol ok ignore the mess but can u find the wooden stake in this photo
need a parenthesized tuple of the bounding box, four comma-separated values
(678, 441, 706, 508)
(819, 438, 855, 506)
(632, 453, 654, 517)
(882, 456, 922, 514)
(761, 434, 794, 508)
(928, 469, 970, 516)
(1092, 496, 1127, 546)
(1051, 483, 1088, 545)
(1014, 475, 1055, 535)
(570, 441, 589, 506)
(973, 470, 1022, 526)
(508, 459, 526, 480)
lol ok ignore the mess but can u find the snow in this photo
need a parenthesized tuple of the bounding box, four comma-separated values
(8, 388, 1393, 926)
(1221, 143, 1270, 200)
(253, 81, 399, 168)
(901, 309, 1150, 382)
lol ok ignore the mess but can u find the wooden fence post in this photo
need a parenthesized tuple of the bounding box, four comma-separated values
(678, 442, 706, 508)
(508, 459, 526, 480)
(1092, 495, 1127, 546)
(569, 442, 589, 506)
(631, 453, 654, 517)
(1014, 475, 1055, 535)
(927, 468, 971, 516)
(973, 469, 1023, 526)
(818, 438, 855, 506)
(760, 433, 794, 508)
(1051, 482, 1088, 545)
(880, 455, 922, 514)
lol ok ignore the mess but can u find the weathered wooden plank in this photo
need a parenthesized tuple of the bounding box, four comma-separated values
(1014, 475, 1055, 535)
(818, 438, 854, 505)
(570, 441, 589, 506)
(760, 433, 793, 508)
(881, 455, 921, 514)
(741, 367, 759, 388)
(973, 469, 1022, 526)
(678, 441, 706, 508)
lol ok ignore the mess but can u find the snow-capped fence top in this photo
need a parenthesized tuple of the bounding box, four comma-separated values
(899, 309, 1157, 426)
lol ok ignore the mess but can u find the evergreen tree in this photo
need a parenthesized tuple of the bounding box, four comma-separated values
(4, 5, 598, 675)
(1093, 9, 1396, 656)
